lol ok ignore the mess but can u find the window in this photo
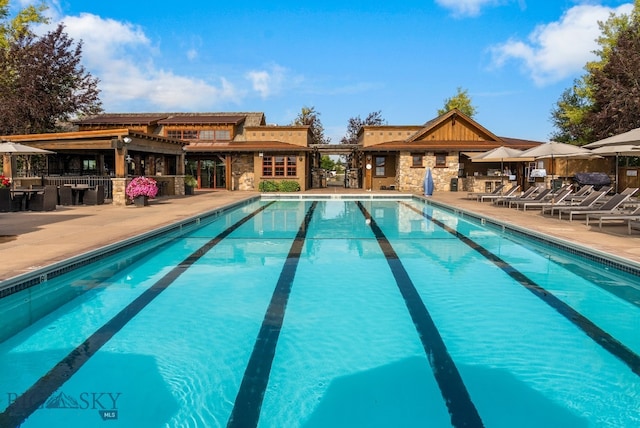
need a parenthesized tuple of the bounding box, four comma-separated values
(263, 154, 297, 177)
(199, 130, 214, 140)
(166, 129, 231, 140)
(375, 156, 386, 176)
(215, 130, 231, 140)
(411, 153, 423, 167)
(435, 153, 447, 167)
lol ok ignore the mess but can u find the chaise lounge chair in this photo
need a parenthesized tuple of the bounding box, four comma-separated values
(558, 191, 636, 221)
(542, 189, 607, 218)
(479, 184, 520, 203)
(467, 183, 505, 201)
(585, 204, 640, 229)
(512, 187, 573, 211)
(492, 185, 538, 206)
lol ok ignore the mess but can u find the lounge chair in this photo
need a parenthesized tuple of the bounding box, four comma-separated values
(559, 192, 634, 221)
(492, 185, 538, 206)
(585, 204, 640, 229)
(542, 189, 607, 218)
(628, 220, 640, 235)
(507, 188, 553, 208)
(479, 184, 520, 203)
(512, 188, 573, 211)
(467, 183, 505, 201)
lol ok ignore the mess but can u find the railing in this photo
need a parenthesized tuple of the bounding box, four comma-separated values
(45, 176, 114, 199)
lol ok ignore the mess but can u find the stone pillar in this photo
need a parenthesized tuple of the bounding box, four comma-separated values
(111, 178, 128, 206)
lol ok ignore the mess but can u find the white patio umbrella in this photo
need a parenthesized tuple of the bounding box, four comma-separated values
(471, 146, 534, 188)
(519, 141, 596, 176)
(583, 127, 640, 149)
(590, 144, 640, 191)
(0, 141, 55, 188)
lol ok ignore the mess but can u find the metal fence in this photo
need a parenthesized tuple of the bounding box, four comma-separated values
(45, 176, 114, 199)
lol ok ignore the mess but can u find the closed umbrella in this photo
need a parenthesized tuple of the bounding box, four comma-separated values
(0, 141, 55, 188)
(424, 167, 434, 196)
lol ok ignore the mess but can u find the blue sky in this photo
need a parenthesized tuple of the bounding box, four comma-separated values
(19, 0, 635, 142)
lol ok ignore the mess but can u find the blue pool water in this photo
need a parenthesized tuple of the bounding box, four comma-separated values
(0, 197, 639, 427)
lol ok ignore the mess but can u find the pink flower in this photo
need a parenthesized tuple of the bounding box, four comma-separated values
(126, 176, 158, 200)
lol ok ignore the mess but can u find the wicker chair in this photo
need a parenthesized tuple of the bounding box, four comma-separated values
(58, 186, 74, 205)
(28, 185, 58, 211)
(83, 185, 105, 205)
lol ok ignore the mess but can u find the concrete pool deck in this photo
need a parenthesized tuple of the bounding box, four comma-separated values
(1, 188, 640, 281)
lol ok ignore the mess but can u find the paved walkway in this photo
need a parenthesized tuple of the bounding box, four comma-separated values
(1, 189, 639, 282)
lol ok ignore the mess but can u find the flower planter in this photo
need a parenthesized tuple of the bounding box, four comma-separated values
(133, 195, 149, 207)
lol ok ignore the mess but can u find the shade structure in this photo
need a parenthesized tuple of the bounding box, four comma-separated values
(583, 127, 640, 148)
(424, 167, 434, 196)
(0, 141, 55, 188)
(519, 142, 596, 176)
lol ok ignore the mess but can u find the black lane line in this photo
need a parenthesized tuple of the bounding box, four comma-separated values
(0, 202, 275, 428)
(356, 202, 484, 428)
(227, 201, 318, 428)
(407, 202, 640, 377)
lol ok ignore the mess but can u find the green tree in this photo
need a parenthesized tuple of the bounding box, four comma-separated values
(291, 106, 330, 145)
(340, 111, 385, 144)
(437, 87, 477, 117)
(551, 1, 640, 143)
(319, 155, 335, 170)
(0, 0, 48, 49)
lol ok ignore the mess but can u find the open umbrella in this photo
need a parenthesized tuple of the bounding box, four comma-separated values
(519, 141, 595, 176)
(590, 144, 640, 191)
(424, 167, 434, 196)
(471, 146, 532, 186)
(583, 127, 640, 148)
(1, 141, 55, 188)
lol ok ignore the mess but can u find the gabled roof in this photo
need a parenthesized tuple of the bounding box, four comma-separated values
(185, 140, 311, 153)
(74, 114, 169, 126)
(405, 109, 502, 144)
(157, 115, 246, 125)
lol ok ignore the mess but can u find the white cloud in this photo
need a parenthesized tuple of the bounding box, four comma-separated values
(435, 0, 504, 17)
(40, 13, 242, 111)
(245, 64, 294, 98)
(490, 3, 634, 86)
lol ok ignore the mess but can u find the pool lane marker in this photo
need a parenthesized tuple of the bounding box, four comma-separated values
(227, 201, 317, 428)
(356, 202, 485, 428)
(405, 202, 640, 377)
(0, 201, 276, 428)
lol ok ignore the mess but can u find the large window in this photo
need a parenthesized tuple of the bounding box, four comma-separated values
(166, 129, 231, 141)
(262, 155, 297, 177)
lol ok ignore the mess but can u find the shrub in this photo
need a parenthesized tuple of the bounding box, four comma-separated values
(258, 180, 300, 192)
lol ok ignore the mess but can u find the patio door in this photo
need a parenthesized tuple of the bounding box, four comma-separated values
(198, 156, 226, 189)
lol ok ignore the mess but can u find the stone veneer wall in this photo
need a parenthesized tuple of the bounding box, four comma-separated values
(233, 154, 255, 191)
(397, 151, 459, 193)
(111, 178, 127, 206)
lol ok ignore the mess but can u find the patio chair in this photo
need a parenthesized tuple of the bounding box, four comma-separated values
(492, 185, 538, 206)
(83, 185, 105, 205)
(559, 192, 634, 221)
(467, 183, 505, 201)
(514, 187, 573, 211)
(479, 184, 520, 203)
(585, 204, 640, 229)
(0, 188, 11, 212)
(58, 186, 74, 206)
(507, 188, 553, 209)
(28, 185, 57, 211)
(542, 189, 607, 218)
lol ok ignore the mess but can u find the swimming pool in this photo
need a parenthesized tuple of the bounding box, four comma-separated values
(1, 196, 639, 427)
